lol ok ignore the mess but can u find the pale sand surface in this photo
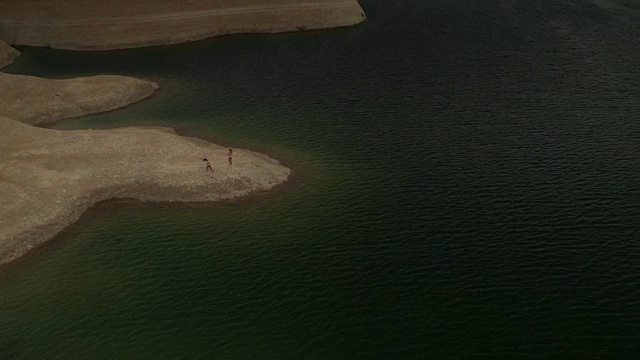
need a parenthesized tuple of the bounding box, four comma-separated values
(0, 0, 360, 266)
(0, 73, 159, 126)
(0, 41, 20, 69)
(0, 72, 290, 266)
(0, 116, 290, 265)
(0, 0, 365, 50)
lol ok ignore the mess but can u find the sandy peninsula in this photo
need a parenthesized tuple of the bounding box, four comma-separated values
(0, 0, 366, 50)
(0, 73, 159, 126)
(0, 41, 20, 69)
(0, 0, 364, 265)
(0, 52, 290, 266)
(0, 116, 290, 265)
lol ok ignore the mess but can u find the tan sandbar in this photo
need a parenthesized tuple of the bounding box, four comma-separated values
(0, 73, 159, 126)
(0, 0, 366, 50)
(0, 116, 290, 265)
(0, 40, 20, 69)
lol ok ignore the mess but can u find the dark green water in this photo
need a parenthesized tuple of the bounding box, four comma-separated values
(2, 0, 640, 358)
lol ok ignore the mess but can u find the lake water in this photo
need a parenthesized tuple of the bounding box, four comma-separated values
(2, 0, 639, 357)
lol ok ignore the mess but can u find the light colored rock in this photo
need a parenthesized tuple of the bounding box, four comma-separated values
(0, 0, 366, 50)
(0, 40, 20, 69)
(0, 116, 290, 265)
(0, 73, 159, 126)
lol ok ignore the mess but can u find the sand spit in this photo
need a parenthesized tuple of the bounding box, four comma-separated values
(0, 73, 159, 126)
(0, 0, 366, 50)
(0, 41, 20, 69)
(0, 116, 290, 265)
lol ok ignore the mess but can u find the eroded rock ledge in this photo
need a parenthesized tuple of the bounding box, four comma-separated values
(0, 116, 290, 265)
(0, 0, 366, 50)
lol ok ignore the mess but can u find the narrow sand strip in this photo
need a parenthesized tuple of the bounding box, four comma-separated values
(0, 0, 365, 50)
(0, 73, 159, 126)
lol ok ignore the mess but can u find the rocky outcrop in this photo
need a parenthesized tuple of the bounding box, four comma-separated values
(0, 73, 159, 126)
(0, 116, 290, 265)
(0, 41, 20, 69)
(0, 0, 366, 50)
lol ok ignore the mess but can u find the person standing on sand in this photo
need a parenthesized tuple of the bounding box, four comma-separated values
(228, 149, 233, 165)
(203, 158, 214, 172)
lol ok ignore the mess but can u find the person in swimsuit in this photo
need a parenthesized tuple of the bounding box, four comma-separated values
(203, 158, 214, 172)
(227, 149, 233, 165)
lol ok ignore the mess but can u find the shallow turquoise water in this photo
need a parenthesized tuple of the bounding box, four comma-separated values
(2, 0, 640, 357)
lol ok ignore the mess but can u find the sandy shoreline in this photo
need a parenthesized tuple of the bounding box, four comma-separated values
(0, 50, 290, 267)
(0, 0, 365, 266)
(0, 158, 300, 270)
(0, 116, 290, 265)
(0, 0, 365, 50)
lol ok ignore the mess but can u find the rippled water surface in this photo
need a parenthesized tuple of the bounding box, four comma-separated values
(2, 0, 640, 357)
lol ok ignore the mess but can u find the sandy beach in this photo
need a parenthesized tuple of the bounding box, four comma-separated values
(0, 0, 366, 265)
(0, 0, 365, 50)
(0, 73, 159, 126)
(0, 70, 291, 266)
(0, 116, 290, 265)
(0, 55, 290, 267)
